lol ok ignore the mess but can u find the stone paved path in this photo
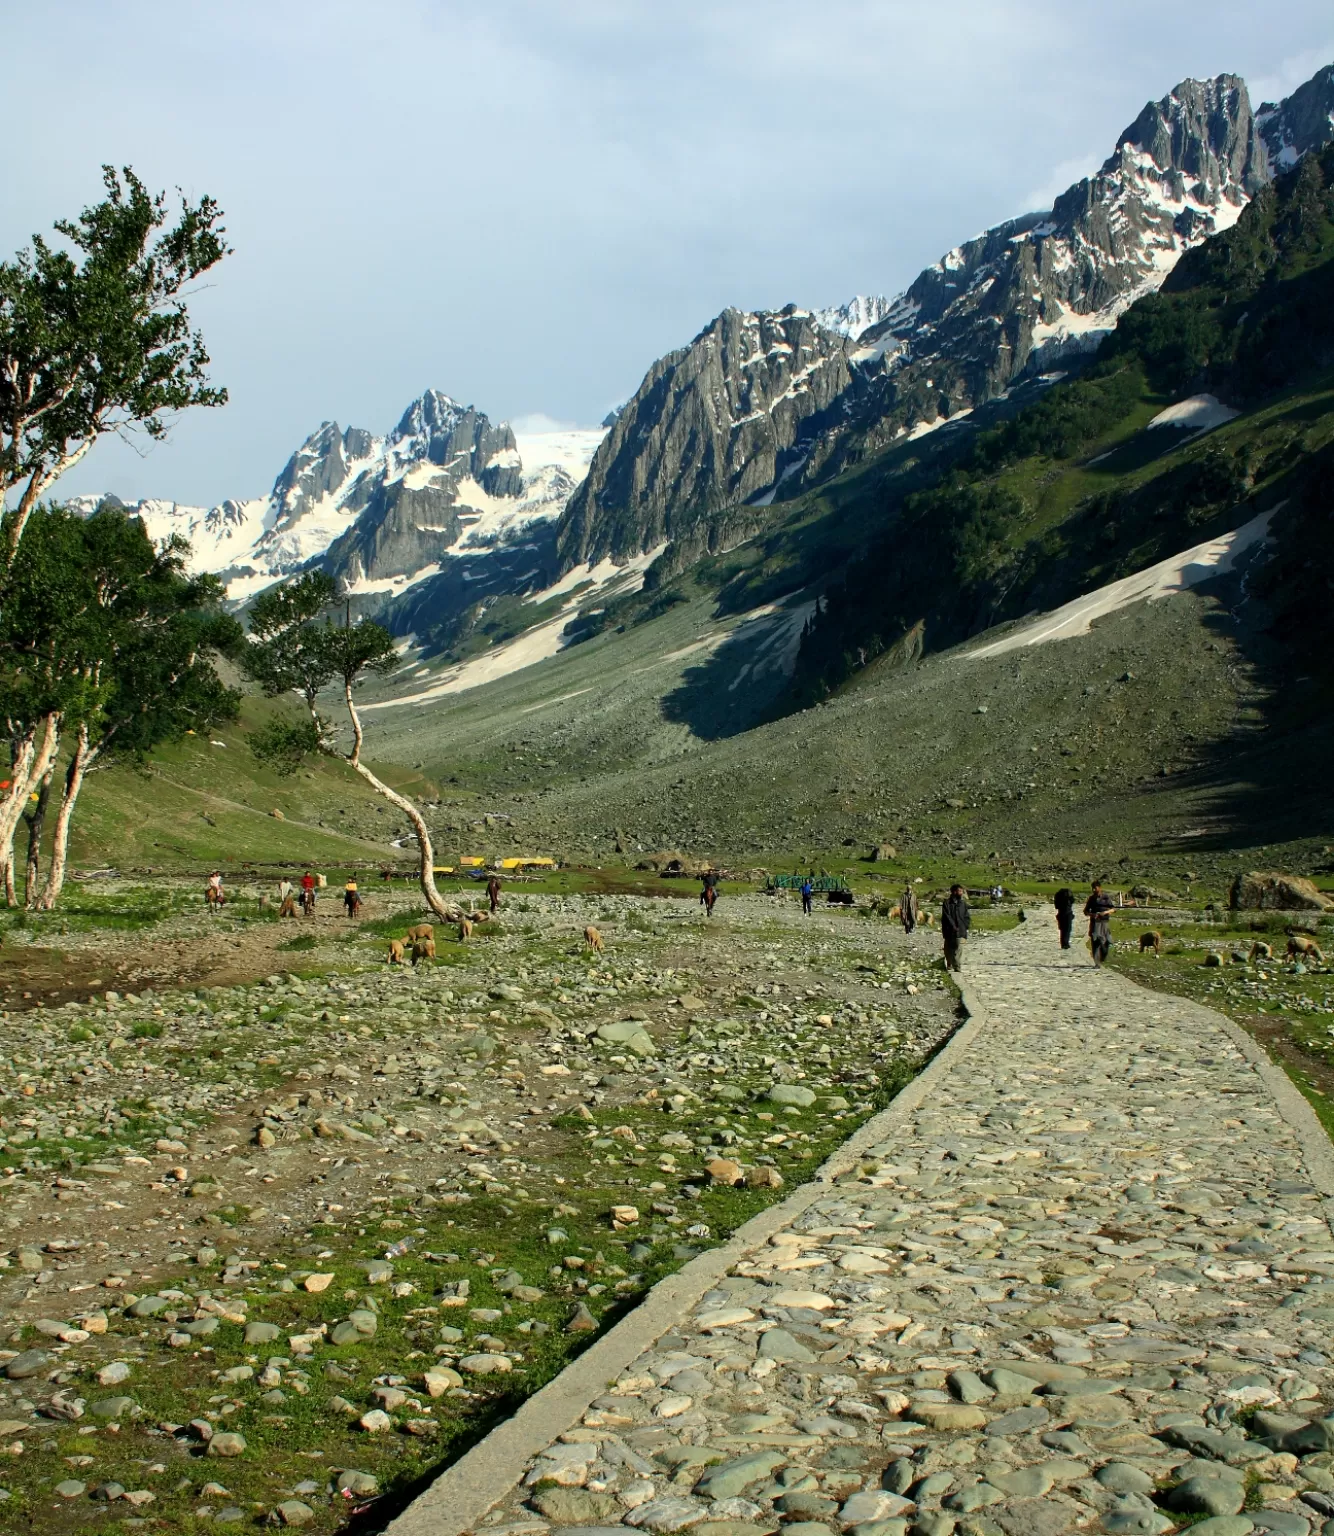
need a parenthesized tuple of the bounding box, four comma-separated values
(407, 914, 1334, 1536)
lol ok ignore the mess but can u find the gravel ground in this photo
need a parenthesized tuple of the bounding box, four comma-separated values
(0, 887, 956, 1531)
(466, 910, 1334, 1536)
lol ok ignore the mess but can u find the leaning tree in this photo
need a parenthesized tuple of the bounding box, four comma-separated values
(0, 166, 229, 872)
(243, 571, 463, 922)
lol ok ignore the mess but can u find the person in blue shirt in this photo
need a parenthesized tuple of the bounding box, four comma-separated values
(800, 877, 813, 915)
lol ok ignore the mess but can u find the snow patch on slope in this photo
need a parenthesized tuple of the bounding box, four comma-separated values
(365, 542, 666, 706)
(1148, 394, 1240, 432)
(967, 509, 1274, 658)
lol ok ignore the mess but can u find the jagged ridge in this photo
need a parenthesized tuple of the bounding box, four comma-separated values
(558, 63, 1334, 579)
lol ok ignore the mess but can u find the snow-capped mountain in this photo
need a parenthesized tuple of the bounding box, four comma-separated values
(75, 392, 605, 606)
(558, 63, 1334, 572)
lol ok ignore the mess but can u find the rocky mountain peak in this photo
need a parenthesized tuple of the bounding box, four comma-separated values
(555, 61, 1333, 578)
(1258, 63, 1334, 170)
(557, 304, 856, 571)
(1111, 72, 1264, 202)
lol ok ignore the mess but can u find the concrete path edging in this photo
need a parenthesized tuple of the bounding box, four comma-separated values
(382, 983, 988, 1536)
(1203, 1005, 1334, 1215)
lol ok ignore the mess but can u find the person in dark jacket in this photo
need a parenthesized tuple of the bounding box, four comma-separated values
(941, 883, 970, 972)
(901, 885, 918, 934)
(1084, 881, 1115, 964)
(1053, 887, 1076, 950)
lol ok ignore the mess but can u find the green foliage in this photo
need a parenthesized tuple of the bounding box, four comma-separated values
(0, 504, 241, 761)
(244, 572, 400, 756)
(131, 1020, 164, 1038)
(967, 364, 1148, 470)
(0, 165, 229, 551)
(247, 716, 322, 776)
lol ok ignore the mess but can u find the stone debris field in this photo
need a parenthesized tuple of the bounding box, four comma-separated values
(0, 887, 955, 1530)
(455, 913, 1334, 1536)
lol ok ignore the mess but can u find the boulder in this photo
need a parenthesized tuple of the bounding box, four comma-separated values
(765, 1084, 816, 1107)
(869, 844, 897, 862)
(1229, 870, 1332, 912)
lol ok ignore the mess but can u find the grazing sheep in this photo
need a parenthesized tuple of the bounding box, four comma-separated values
(1287, 934, 1326, 963)
(1250, 940, 1273, 963)
(1139, 931, 1162, 956)
(411, 938, 437, 965)
(584, 925, 605, 954)
(404, 923, 434, 944)
(457, 917, 473, 943)
(387, 938, 406, 965)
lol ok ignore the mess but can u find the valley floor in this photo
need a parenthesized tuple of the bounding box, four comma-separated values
(0, 885, 954, 1532)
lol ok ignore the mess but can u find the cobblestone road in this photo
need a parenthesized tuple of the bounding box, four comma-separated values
(428, 914, 1334, 1536)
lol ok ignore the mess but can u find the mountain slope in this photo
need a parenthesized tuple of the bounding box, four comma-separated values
(344, 138, 1334, 877)
(556, 64, 1334, 581)
(783, 138, 1334, 700)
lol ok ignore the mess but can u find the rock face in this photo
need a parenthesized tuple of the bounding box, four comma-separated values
(557, 305, 856, 571)
(1258, 63, 1334, 170)
(320, 393, 520, 589)
(555, 65, 1334, 577)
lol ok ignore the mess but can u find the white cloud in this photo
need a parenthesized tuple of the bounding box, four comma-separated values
(508, 412, 581, 434)
(4, 1, 1330, 507)
(1251, 41, 1334, 105)
(1020, 153, 1106, 215)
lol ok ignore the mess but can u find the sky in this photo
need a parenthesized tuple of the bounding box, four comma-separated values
(5, 0, 1332, 508)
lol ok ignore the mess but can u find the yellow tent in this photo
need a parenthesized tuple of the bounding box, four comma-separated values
(499, 856, 557, 870)
(460, 856, 485, 868)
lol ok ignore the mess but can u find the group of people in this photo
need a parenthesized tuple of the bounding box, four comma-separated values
(273, 871, 321, 916)
(1055, 881, 1116, 963)
(208, 868, 509, 920)
(920, 879, 1117, 973)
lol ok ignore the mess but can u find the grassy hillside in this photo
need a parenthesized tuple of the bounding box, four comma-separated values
(55, 694, 442, 875)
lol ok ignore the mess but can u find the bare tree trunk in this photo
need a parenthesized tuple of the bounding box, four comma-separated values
(38, 723, 95, 912)
(339, 682, 460, 923)
(0, 713, 60, 899)
(0, 837, 14, 907)
(23, 769, 52, 908)
(2, 438, 93, 575)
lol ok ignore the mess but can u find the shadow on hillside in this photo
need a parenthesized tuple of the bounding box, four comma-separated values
(1152, 491, 1334, 855)
(660, 599, 815, 739)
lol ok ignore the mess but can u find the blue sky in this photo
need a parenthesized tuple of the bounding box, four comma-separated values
(5, 0, 1332, 506)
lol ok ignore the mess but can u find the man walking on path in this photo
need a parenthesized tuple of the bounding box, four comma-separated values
(1053, 887, 1076, 950)
(901, 884, 918, 934)
(942, 883, 970, 972)
(1085, 881, 1115, 965)
(487, 874, 502, 914)
(800, 877, 813, 916)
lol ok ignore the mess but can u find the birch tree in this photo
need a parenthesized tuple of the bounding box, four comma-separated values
(244, 572, 462, 922)
(0, 166, 229, 871)
(1, 505, 241, 907)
